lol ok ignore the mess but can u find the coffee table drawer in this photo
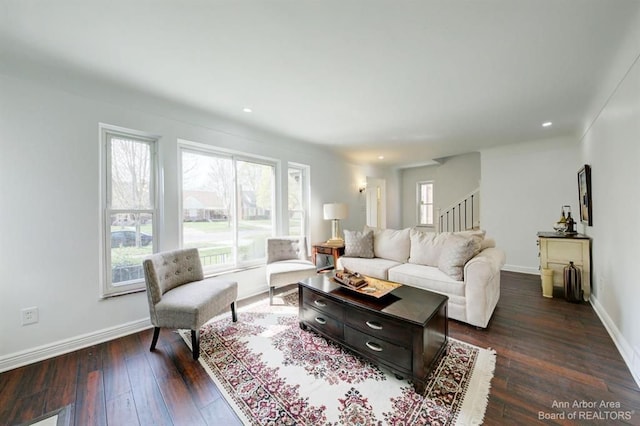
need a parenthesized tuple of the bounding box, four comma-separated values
(345, 307, 412, 345)
(301, 288, 345, 321)
(301, 306, 343, 340)
(344, 325, 411, 370)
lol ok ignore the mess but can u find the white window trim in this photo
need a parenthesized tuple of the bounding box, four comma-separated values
(416, 180, 434, 227)
(99, 123, 161, 298)
(287, 162, 311, 246)
(178, 139, 278, 273)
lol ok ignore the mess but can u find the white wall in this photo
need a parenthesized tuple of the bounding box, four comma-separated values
(480, 137, 579, 273)
(578, 28, 640, 385)
(0, 74, 369, 369)
(400, 152, 480, 229)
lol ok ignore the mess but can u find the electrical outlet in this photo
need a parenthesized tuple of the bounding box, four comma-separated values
(21, 307, 39, 325)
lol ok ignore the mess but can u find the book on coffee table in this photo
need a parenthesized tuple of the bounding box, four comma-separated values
(334, 269, 367, 289)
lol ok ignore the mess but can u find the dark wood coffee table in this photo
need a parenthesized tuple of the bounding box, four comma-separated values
(298, 273, 448, 393)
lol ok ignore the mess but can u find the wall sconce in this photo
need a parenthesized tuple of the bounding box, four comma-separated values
(358, 182, 367, 193)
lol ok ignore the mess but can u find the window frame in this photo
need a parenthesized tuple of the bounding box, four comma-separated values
(99, 124, 160, 298)
(416, 180, 435, 227)
(286, 162, 310, 243)
(178, 141, 278, 274)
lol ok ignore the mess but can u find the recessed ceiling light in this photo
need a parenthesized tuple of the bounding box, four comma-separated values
(542, 121, 552, 127)
(378, 155, 385, 160)
(243, 107, 253, 113)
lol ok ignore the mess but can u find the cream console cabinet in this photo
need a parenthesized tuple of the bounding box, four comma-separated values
(537, 232, 591, 300)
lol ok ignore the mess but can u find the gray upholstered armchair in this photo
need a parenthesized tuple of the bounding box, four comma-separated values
(265, 237, 316, 304)
(143, 248, 238, 360)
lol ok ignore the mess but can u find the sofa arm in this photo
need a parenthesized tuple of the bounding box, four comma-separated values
(463, 247, 506, 328)
(466, 247, 506, 274)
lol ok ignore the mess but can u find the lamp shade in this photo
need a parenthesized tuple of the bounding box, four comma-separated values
(323, 203, 348, 220)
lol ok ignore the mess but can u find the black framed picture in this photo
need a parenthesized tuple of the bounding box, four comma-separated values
(578, 164, 592, 226)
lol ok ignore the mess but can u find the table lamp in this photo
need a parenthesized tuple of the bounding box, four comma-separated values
(323, 203, 348, 245)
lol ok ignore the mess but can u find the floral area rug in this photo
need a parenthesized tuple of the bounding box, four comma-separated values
(181, 290, 496, 425)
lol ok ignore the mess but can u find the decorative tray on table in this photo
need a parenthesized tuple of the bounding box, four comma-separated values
(333, 269, 402, 298)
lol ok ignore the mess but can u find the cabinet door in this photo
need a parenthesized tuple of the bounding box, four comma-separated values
(539, 237, 590, 299)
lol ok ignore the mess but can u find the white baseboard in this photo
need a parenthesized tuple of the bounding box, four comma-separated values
(590, 294, 640, 389)
(0, 318, 152, 373)
(502, 264, 539, 275)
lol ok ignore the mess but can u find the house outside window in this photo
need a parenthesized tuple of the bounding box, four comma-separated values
(417, 181, 434, 226)
(101, 124, 159, 297)
(180, 144, 276, 274)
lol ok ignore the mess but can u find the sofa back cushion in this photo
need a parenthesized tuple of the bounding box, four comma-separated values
(408, 229, 451, 266)
(371, 227, 411, 263)
(344, 229, 374, 258)
(409, 229, 487, 267)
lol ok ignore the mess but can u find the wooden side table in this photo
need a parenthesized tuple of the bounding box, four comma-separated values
(311, 243, 345, 271)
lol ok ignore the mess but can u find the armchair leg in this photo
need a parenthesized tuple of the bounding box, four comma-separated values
(191, 329, 200, 360)
(231, 302, 237, 322)
(269, 286, 274, 305)
(150, 327, 160, 352)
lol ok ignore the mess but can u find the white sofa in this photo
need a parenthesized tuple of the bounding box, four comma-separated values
(337, 228, 506, 328)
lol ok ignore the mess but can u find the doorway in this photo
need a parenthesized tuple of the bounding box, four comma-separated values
(365, 177, 386, 229)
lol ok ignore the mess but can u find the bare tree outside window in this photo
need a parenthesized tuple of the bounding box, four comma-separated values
(102, 128, 157, 296)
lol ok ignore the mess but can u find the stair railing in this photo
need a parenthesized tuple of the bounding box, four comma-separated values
(438, 188, 480, 232)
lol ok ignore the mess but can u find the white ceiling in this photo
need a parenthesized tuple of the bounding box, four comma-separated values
(1, 0, 639, 167)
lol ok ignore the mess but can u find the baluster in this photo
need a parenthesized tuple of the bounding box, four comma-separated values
(471, 194, 474, 229)
(464, 198, 468, 230)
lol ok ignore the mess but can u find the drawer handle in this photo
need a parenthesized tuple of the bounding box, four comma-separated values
(366, 321, 383, 330)
(314, 317, 327, 325)
(365, 341, 383, 352)
(314, 300, 327, 307)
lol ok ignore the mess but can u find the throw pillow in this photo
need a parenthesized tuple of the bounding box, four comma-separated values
(456, 229, 486, 255)
(438, 234, 477, 280)
(344, 229, 374, 258)
(480, 237, 496, 250)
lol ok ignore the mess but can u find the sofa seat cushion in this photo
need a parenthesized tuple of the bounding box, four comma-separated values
(266, 259, 316, 287)
(388, 263, 465, 297)
(337, 256, 402, 280)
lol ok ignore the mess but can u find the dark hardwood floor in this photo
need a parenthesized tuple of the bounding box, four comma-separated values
(1, 271, 639, 425)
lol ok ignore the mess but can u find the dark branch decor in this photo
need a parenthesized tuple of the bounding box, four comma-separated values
(578, 164, 592, 226)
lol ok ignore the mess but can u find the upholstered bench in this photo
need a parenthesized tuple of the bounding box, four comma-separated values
(265, 237, 316, 304)
(143, 248, 238, 360)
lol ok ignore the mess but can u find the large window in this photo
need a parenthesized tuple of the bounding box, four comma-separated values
(287, 164, 309, 237)
(181, 146, 276, 274)
(417, 181, 434, 226)
(101, 125, 158, 297)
